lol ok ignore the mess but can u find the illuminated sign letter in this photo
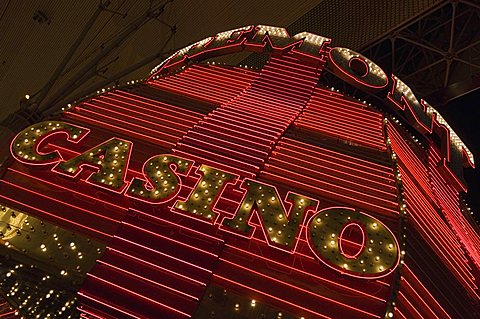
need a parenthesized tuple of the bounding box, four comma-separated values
(387, 75, 433, 133)
(174, 164, 236, 222)
(10, 121, 89, 166)
(222, 180, 318, 252)
(160, 26, 253, 73)
(126, 155, 193, 203)
(292, 32, 330, 60)
(307, 207, 399, 278)
(53, 138, 132, 192)
(246, 25, 299, 51)
(328, 47, 389, 91)
(431, 117, 468, 191)
(165, 37, 215, 69)
(207, 26, 253, 50)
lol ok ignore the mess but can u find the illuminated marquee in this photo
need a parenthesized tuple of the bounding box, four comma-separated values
(150, 24, 474, 191)
(10, 120, 400, 278)
(4, 24, 479, 319)
(7, 24, 476, 282)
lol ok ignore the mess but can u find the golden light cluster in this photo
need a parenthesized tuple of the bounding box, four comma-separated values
(128, 155, 192, 203)
(223, 180, 318, 249)
(175, 164, 235, 221)
(308, 208, 398, 276)
(54, 138, 131, 191)
(11, 121, 86, 164)
(0, 204, 105, 317)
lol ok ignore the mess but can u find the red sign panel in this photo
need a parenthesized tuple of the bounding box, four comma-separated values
(0, 25, 478, 319)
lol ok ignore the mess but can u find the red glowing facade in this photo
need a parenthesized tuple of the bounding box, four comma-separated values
(0, 25, 479, 319)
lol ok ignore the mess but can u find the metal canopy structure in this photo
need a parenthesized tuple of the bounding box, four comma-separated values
(361, 0, 480, 105)
(1, 0, 463, 124)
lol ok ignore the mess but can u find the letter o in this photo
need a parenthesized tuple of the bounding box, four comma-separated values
(328, 47, 389, 91)
(307, 207, 399, 278)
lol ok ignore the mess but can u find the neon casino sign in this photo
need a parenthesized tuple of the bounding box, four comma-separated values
(8, 25, 475, 280)
(10, 122, 400, 279)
